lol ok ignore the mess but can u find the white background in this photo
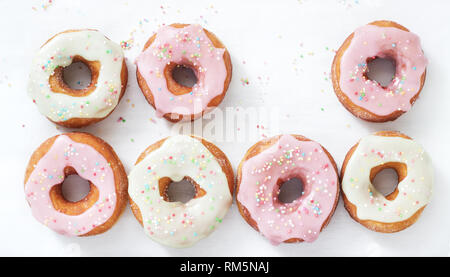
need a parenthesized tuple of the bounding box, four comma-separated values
(1, 0, 449, 256)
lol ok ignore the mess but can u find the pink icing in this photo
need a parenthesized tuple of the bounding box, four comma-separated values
(339, 24, 427, 116)
(237, 135, 338, 245)
(24, 135, 116, 236)
(136, 24, 227, 117)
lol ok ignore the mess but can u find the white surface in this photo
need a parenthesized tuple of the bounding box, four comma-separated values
(1, 0, 449, 257)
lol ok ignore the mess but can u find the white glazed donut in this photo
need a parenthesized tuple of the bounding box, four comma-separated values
(341, 131, 433, 232)
(128, 135, 234, 248)
(28, 29, 127, 128)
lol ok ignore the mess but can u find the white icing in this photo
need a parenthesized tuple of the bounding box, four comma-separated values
(28, 30, 125, 122)
(128, 135, 232, 248)
(342, 135, 433, 223)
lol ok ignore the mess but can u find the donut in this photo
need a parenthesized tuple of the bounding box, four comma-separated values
(24, 132, 128, 236)
(331, 20, 427, 122)
(128, 135, 234, 247)
(236, 134, 340, 245)
(341, 131, 433, 233)
(28, 29, 128, 128)
(136, 23, 232, 122)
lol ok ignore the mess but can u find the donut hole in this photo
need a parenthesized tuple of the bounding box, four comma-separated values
(62, 61, 92, 90)
(172, 65, 198, 88)
(166, 179, 196, 203)
(370, 162, 407, 200)
(48, 167, 100, 215)
(158, 176, 206, 204)
(372, 168, 399, 197)
(61, 174, 91, 202)
(277, 178, 305, 204)
(365, 57, 396, 88)
(49, 55, 100, 97)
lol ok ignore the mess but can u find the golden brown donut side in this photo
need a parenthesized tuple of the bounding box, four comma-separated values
(236, 135, 340, 243)
(42, 29, 128, 128)
(136, 23, 232, 123)
(24, 132, 128, 236)
(340, 131, 426, 233)
(129, 136, 235, 226)
(331, 20, 426, 122)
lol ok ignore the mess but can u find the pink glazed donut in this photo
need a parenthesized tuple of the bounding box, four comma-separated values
(136, 23, 232, 122)
(24, 132, 128, 236)
(236, 134, 340, 245)
(332, 20, 428, 122)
